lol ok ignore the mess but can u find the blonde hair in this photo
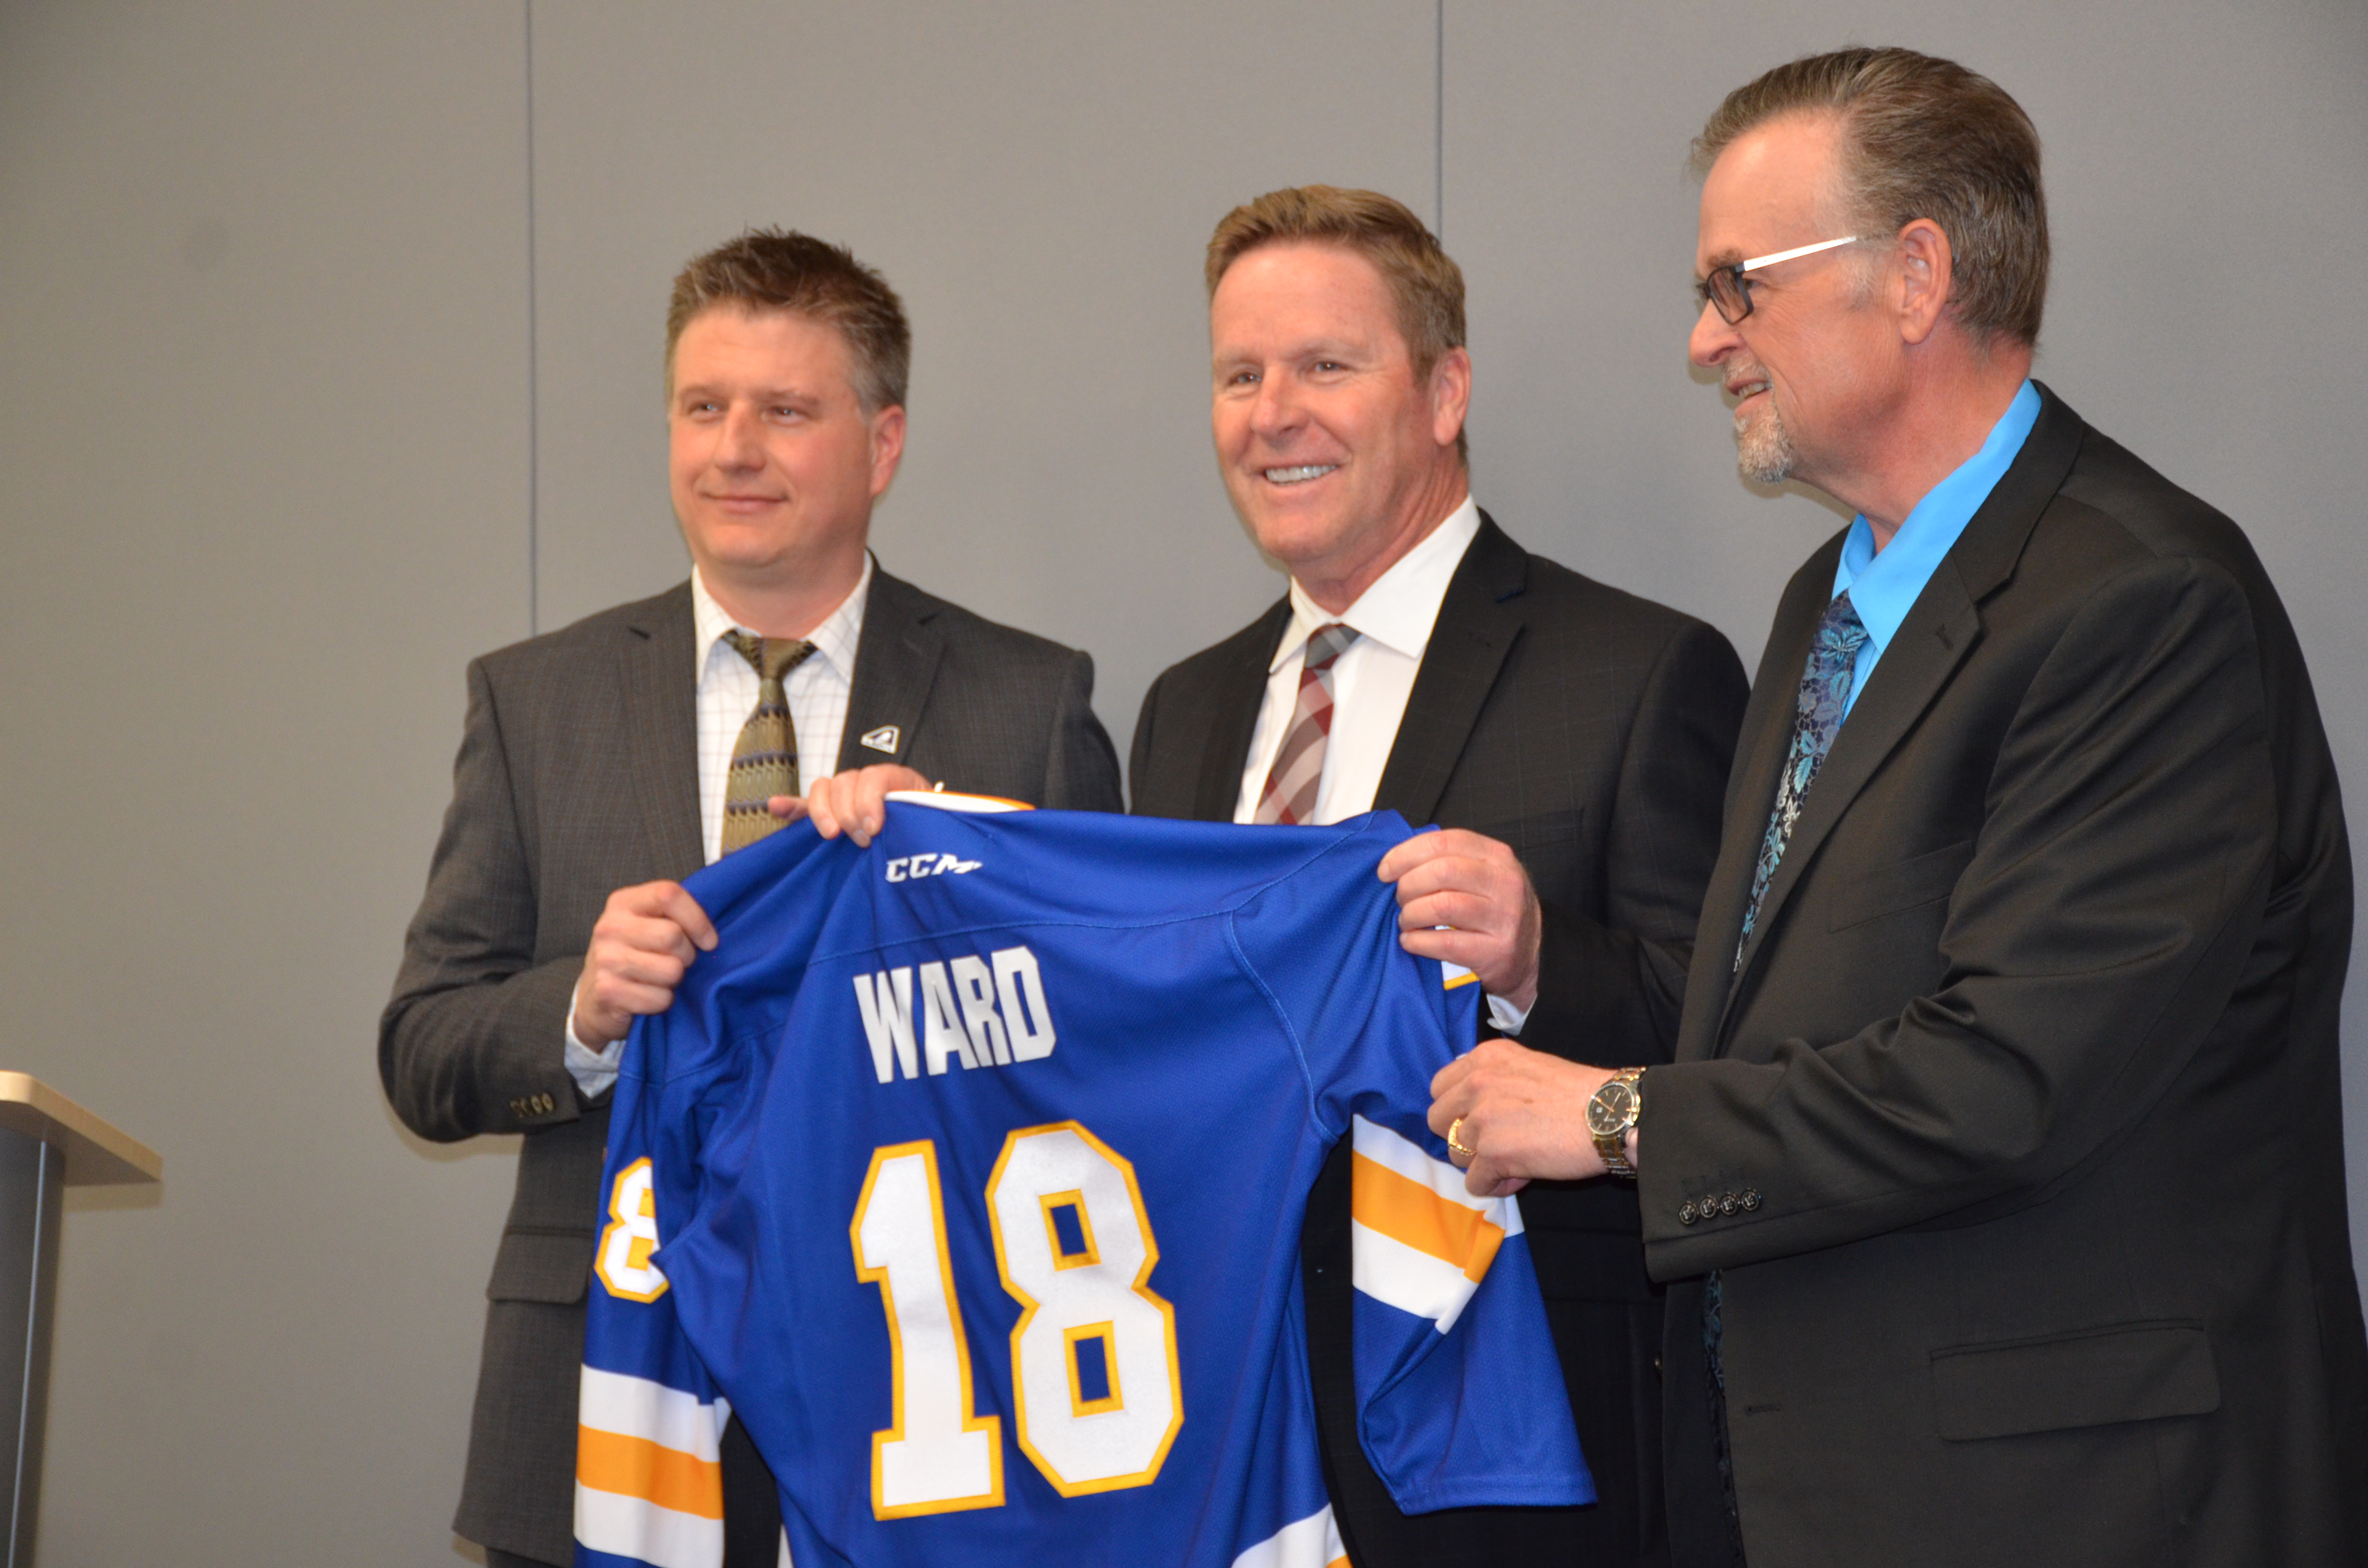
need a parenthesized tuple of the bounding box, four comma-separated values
(1207, 186, 1468, 460)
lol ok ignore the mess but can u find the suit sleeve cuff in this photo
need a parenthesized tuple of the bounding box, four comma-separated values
(564, 997, 625, 1101)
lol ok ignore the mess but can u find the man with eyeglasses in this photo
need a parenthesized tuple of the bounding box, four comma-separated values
(1427, 46, 2368, 1568)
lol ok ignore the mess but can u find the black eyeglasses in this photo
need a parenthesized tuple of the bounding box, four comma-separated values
(1694, 235, 1862, 324)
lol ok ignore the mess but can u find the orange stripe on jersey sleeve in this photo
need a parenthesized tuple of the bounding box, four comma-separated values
(1351, 1153, 1505, 1284)
(576, 1425, 725, 1519)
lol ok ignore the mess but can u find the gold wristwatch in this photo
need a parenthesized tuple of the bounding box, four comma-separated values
(1586, 1067, 1645, 1178)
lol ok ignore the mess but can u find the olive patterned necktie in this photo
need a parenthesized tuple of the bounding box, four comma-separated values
(720, 632, 816, 855)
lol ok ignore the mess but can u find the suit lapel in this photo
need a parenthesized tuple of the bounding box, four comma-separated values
(618, 582, 705, 878)
(1712, 384, 2088, 1046)
(1194, 600, 1292, 822)
(838, 567, 946, 773)
(1717, 563, 1981, 1032)
(1372, 513, 1525, 825)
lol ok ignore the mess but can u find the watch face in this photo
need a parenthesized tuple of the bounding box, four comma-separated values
(1586, 1080, 1637, 1136)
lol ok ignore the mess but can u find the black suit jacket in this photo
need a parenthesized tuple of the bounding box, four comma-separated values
(1132, 515, 1748, 1568)
(1641, 387, 2368, 1568)
(381, 568, 1122, 1567)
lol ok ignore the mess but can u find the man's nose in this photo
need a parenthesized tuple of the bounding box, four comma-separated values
(716, 404, 766, 467)
(1689, 299, 1739, 368)
(1247, 372, 1301, 437)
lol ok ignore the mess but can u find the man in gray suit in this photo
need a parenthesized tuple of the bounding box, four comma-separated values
(382, 228, 1122, 1568)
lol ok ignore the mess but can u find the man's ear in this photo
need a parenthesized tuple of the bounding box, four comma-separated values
(1895, 218, 1954, 347)
(1429, 345, 1473, 450)
(869, 404, 909, 498)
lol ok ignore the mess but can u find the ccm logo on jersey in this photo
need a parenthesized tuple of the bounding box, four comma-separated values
(852, 945, 1056, 1083)
(886, 852, 980, 882)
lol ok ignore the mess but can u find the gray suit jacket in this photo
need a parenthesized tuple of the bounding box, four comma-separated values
(381, 568, 1122, 1566)
(1643, 387, 2368, 1568)
(1132, 515, 1748, 1568)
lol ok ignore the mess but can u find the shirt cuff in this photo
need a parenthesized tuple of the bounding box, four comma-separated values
(1485, 992, 1531, 1037)
(564, 999, 625, 1100)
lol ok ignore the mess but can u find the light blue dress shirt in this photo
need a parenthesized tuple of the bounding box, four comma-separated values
(1830, 379, 2041, 715)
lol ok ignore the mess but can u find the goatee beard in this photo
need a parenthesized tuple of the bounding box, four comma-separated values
(1735, 394, 1798, 486)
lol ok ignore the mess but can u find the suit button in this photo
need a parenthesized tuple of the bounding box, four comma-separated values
(508, 1098, 527, 1117)
(537, 1093, 554, 1114)
(1679, 1202, 1699, 1225)
(1742, 1189, 1763, 1211)
(1719, 1192, 1740, 1217)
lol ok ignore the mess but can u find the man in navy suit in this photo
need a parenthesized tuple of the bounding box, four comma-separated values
(1133, 185, 1748, 1568)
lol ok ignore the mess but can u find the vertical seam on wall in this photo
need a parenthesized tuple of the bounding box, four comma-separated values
(525, 0, 541, 636)
(1434, 0, 1445, 240)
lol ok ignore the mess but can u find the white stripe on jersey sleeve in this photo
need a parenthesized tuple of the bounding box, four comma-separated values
(1231, 1504, 1348, 1568)
(576, 1482, 725, 1568)
(579, 1365, 728, 1458)
(1351, 1221, 1492, 1335)
(884, 788, 1032, 813)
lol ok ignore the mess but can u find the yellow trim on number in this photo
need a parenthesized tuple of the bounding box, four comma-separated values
(986, 1120, 1185, 1498)
(850, 1140, 1005, 1519)
(1062, 1320, 1125, 1417)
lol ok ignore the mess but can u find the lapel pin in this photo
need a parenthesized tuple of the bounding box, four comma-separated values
(860, 725, 900, 754)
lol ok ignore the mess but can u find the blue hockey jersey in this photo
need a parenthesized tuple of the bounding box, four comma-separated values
(578, 796, 1591, 1568)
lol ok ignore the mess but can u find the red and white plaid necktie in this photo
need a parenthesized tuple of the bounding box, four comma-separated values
(1253, 622, 1359, 825)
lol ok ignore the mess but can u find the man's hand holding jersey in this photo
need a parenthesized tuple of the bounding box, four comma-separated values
(571, 880, 721, 1048)
(1378, 828, 1543, 1012)
(571, 764, 939, 1048)
(767, 762, 932, 847)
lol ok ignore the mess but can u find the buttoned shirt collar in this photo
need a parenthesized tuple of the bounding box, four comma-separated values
(1271, 495, 1480, 672)
(691, 553, 873, 681)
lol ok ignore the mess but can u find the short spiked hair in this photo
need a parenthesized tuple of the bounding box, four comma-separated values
(665, 228, 912, 412)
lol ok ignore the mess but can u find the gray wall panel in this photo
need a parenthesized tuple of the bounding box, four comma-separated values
(529, 0, 1438, 745)
(0, 2, 531, 1561)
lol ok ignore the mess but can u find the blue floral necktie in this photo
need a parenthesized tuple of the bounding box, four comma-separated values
(1735, 590, 1868, 969)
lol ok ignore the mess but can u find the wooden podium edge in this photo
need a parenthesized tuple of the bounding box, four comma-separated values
(0, 1074, 160, 1187)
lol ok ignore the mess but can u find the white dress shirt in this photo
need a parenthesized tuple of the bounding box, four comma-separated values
(565, 558, 874, 1096)
(1231, 497, 1528, 1033)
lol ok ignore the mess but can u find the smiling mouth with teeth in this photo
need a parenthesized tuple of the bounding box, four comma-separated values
(1263, 465, 1339, 484)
